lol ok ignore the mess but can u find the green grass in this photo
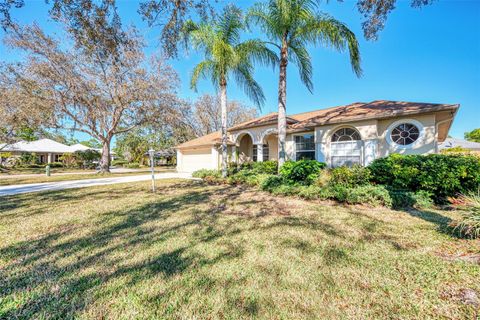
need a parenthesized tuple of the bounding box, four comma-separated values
(0, 168, 175, 186)
(0, 180, 479, 319)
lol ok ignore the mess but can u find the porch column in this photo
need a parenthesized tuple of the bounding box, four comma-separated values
(256, 144, 263, 162)
(47, 153, 52, 164)
(232, 146, 237, 163)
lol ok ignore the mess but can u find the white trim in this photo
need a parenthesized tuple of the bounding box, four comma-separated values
(259, 128, 277, 143)
(386, 119, 425, 150)
(233, 131, 255, 145)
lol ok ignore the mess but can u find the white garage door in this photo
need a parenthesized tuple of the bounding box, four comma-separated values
(180, 148, 214, 172)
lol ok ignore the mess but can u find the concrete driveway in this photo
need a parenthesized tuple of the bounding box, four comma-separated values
(0, 172, 195, 196)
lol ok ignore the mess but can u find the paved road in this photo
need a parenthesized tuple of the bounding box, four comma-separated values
(0, 172, 195, 196)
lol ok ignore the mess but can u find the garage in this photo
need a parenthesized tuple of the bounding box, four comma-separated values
(177, 147, 216, 172)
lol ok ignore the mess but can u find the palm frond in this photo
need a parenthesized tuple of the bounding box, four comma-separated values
(190, 60, 217, 91)
(236, 39, 278, 69)
(233, 62, 265, 108)
(288, 41, 313, 92)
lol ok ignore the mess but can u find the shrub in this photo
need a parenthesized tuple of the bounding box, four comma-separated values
(48, 162, 64, 168)
(125, 162, 140, 168)
(389, 190, 434, 209)
(260, 175, 285, 191)
(112, 159, 128, 167)
(192, 169, 222, 179)
(369, 154, 480, 202)
(449, 193, 480, 239)
(251, 160, 278, 175)
(279, 160, 326, 185)
(297, 185, 335, 200)
(314, 169, 332, 187)
(343, 185, 393, 207)
(330, 165, 371, 188)
(270, 184, 298, 196)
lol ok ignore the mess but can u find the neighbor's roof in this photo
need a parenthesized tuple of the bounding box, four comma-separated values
(0, 139, 107, 154)
(176, 131, 235, 150)
(439, 138, 480, 151)
(176, 100, 459, 149)
(1, 138, 75, 153)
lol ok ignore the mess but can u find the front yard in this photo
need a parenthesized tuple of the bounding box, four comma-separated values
(0, 179, 478, 319)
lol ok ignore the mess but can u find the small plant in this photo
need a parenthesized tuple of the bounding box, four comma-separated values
(330, 165, 371, 188)
(125, 162, 140, 168)
(449, 193, 480, 239)
(389, 190, 433, 209)
(192, 169, 222, 179)
(260, 175, 284, 191)
(279, 160, 326, 185)
(343, 185, 393, 207)
(112, 159, 128, 167)
(251, 160, 278, 175)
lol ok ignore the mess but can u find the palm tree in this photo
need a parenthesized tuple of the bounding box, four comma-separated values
(247, 0, 362, 167)
(184, 5, 277, 177)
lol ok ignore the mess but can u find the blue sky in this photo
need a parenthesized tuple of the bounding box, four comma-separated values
(1, 0, 479, 141)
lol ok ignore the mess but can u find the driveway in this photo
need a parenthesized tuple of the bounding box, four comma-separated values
(0, 172, 195, 196)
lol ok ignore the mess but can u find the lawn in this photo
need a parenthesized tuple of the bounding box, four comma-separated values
(0, 180, 478, 319)
(0, 167, 175, 186)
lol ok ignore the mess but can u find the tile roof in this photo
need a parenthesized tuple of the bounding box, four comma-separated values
(289, 100, 459, 129)
(175, 131, 235, 150)
(176, 100, 459, 149)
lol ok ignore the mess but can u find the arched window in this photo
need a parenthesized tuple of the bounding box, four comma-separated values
(330, 127, 362, 167)
(331, 128, 361, 142)
(390, 123, 420, 146)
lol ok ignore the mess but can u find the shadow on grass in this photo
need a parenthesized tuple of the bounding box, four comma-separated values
(0, 182, 268, 318)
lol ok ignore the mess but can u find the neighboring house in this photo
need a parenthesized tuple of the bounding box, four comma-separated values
(0, 138, 112, 164)
(175, 100, 459, 172)
(439, 137, 480, 153)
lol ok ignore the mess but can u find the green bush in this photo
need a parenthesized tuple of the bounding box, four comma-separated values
(297, 185, 335, 200)
(342, 185, 392, 207)
(389, 190, 434, 209)
(48, 162, 64, 168)
(251, 160, 278, 174)
(270, 184, 298, 196)
(369, 154, 480, 202)
(279, 160, 326, 185)
(125, 162, 140, 168)
(330, 165, 371, 188)
(449, 193, 480, 239)
(260, 175, 285, 191)
(192, 169, 222, 179)
(112, 159, 128, 167)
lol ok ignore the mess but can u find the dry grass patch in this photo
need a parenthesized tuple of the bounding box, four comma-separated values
(0, 180, 479, 319)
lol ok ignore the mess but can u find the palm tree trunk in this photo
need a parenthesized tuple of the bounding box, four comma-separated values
(220, 79, 228, 178)
(99, 138, 111, 173)
(277, 41, 288, 169)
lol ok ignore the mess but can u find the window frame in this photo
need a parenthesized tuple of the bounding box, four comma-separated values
(294, 133, 316, 161)
(386, 119, 425, 150)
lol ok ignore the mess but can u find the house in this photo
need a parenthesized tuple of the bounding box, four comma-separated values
(439, 137, 480, 153)
(0, 138, 111, 164)
(175, 100, 459, 172)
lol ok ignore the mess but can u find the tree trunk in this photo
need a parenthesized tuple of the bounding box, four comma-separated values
(99, 138, 111, 173)
(220, 79, 228, 178)
(277, 41, 288, 169)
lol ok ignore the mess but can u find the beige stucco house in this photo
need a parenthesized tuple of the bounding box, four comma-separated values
(175, 100, 459, 172)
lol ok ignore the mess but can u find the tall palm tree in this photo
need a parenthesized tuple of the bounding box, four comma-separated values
(184, 5, 276, 177)
(247, 0, 362, 167)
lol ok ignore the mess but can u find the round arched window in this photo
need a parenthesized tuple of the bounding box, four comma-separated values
(390, 123, 420, 146)
(331, 128, 361, 142)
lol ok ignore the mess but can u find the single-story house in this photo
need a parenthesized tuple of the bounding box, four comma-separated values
(0, 138, 112, 164)
(439, 137, 480, 152)
(175, 100, 459, 172)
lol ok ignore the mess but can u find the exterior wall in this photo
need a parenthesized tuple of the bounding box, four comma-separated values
(264, 135, 278, 161)
(376, 114, 436, 157)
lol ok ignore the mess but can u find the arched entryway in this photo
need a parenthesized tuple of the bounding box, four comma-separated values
(237, 133, 254, 163)
(260, 131, 278, 161)
(330, 127, 363, 167)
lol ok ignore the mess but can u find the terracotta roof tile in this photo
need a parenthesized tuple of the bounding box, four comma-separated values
(176, 131, 235, 149)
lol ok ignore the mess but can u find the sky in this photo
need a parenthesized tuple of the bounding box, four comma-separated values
(0, 0, 479, 142)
